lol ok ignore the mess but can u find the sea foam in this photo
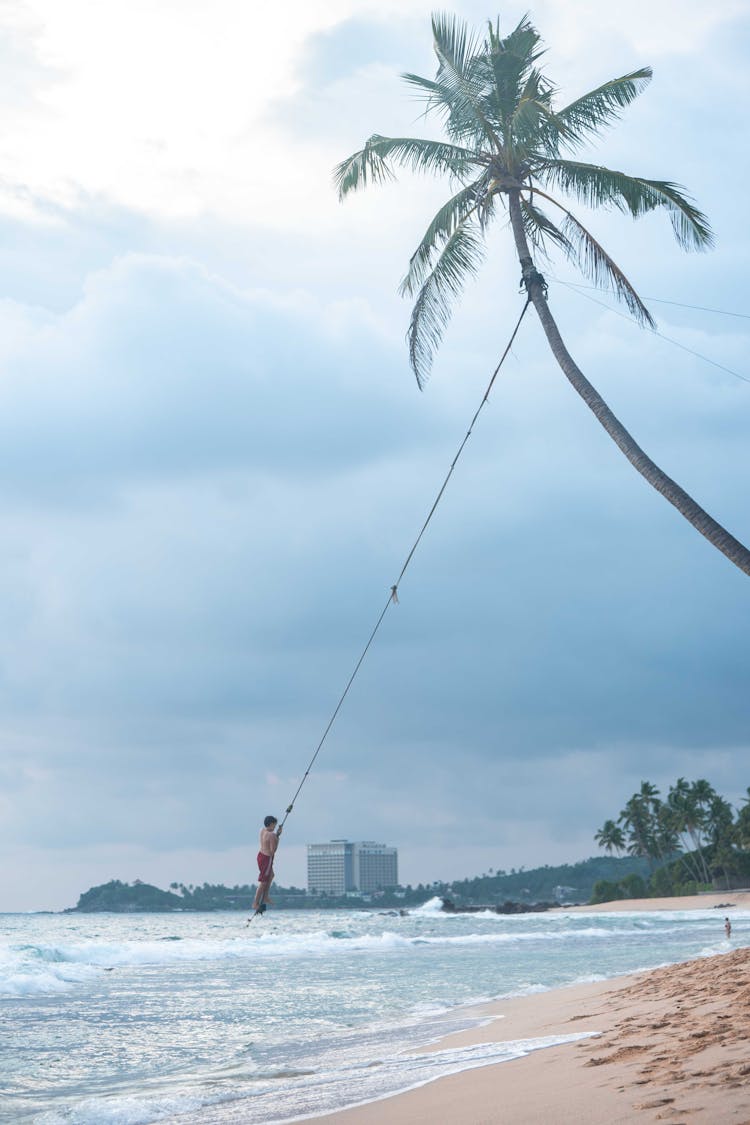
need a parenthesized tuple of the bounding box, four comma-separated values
(30, 1033, 598, 1125)
(0, 921, 676, 997)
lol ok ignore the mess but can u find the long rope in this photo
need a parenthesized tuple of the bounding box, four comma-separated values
(277, 296, 531, 833)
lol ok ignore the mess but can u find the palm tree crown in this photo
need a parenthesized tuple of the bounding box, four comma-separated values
(594, 819, 625, 856)
(336, 13, 711, 388)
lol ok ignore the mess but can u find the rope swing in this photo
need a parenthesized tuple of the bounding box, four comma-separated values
(246, 297, 530, 923)
(276, 295, 532, 833)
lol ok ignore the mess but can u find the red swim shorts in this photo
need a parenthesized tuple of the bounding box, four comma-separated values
(257, 852, 274, 884)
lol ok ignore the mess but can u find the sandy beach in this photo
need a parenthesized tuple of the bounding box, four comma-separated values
(312, 897, 750, 1124)
(565, 890, 750, 914)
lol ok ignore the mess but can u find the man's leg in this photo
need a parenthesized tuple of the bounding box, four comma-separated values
(254, 855, 273, 910)
(253, 864, 267, 909)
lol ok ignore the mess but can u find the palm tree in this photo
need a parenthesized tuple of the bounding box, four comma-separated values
(336, 14, 750, 576)
(637, 780, 660, 812)
(619, 794, 657, 869)
(594, 819, 625, 855)
(666, 777, 714, 883)
(632, 781, 678, 868)
(735, 789, 750, 850)
(653, 804, 680, 863)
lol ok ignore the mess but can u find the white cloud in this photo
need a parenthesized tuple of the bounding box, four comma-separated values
(0, 0, 356, 219)
(536, 0, 748, 60)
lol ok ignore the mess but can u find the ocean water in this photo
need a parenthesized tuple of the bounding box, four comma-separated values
(2, 899, 748, 1124)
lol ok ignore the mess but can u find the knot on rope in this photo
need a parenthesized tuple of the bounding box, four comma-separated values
(390, 585, 399, 604)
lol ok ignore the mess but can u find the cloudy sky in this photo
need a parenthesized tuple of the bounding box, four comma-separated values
(1, 0, 748, 911)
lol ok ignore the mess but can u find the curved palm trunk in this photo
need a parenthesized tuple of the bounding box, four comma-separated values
(507, 190, 750, 577)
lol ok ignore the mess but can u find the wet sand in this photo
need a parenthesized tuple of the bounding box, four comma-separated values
(310, 905, 749, 1124)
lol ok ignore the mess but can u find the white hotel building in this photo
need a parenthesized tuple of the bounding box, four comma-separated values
(307, 840, 398, 895)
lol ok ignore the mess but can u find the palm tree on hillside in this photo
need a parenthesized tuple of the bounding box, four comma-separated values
(336, 14, 750, 576)
(735, 789, 750, 850)
(594, 819, 625, 855)
(706, 794, 735, 847)
(666, 777, 714, 883)
(619, 789, 660, 870)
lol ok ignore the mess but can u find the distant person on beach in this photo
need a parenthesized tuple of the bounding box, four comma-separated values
(253, 815, 282, 913)
(724, 917, 732, 939)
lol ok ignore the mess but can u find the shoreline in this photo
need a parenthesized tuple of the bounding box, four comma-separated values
(562, 890, 750, 913)
(35, 888, 750, 917)
(307, 902, 749, 1124)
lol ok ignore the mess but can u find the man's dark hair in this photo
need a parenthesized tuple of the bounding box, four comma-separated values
(264, 815, 278, 828)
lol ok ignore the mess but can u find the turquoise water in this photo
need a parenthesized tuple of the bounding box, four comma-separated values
(2, 899, 748, 1123)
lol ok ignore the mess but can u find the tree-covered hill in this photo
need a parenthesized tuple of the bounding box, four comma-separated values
(442, 855, 649, 906)
(72, 880, 185, 912)
(67, 856, 649, 912)
(67, 879, 312, 912)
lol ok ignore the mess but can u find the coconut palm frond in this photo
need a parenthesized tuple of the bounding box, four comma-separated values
(520, 195, 573, 257)
(511, 91, 563, 151)
(513, 65, 554, 115)
(634, 177, 714, 250)
(484, 15, 545, 125)
(430, 13, 504, 149)
(559, 206, 655, 326)
(553, 70, 652, 149)
(493, 13, 545, 68)
(334, 139, 393, 199)
(401, 71, 484, 145)
(407, 220, 486, 388)
(335, 135, 477, 199)
(540, 160, 714, 249)
(431, 11, 483, 78)
(399, 181, 483, 297)
(363, 135, 477, 179)
(540, 159, 646, 208)
(401, 70, 456, 123)
(401, 70, 475, 131)
(478, 184, 502, 230)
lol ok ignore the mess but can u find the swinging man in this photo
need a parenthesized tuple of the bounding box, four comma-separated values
(253, 815, 282, 913)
